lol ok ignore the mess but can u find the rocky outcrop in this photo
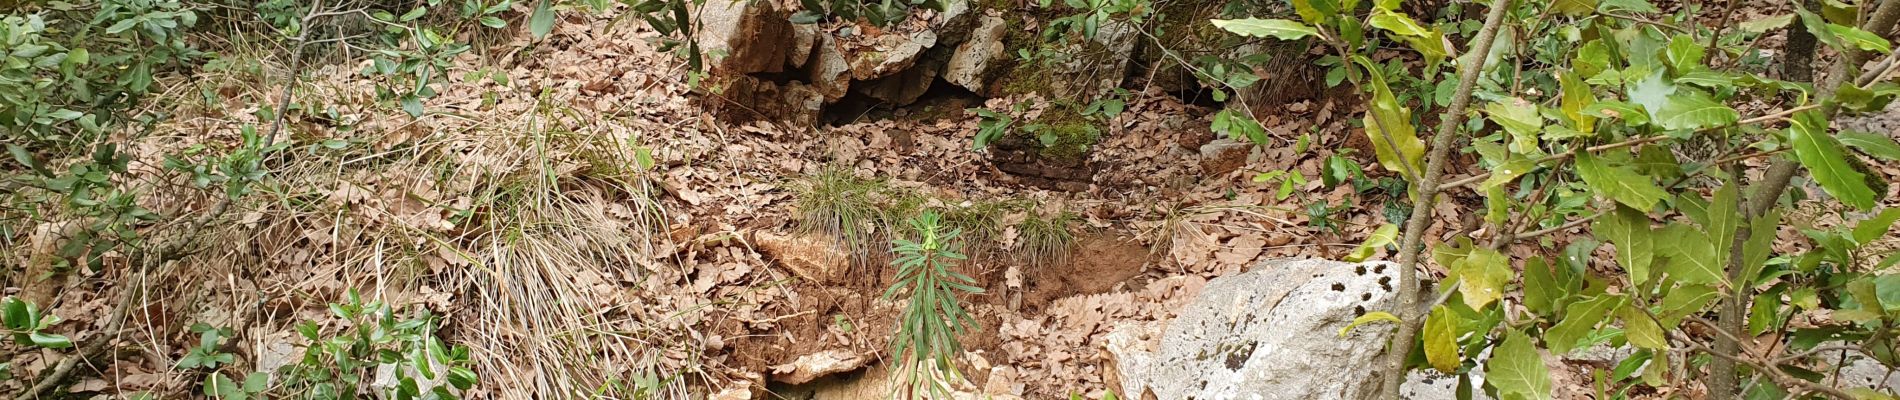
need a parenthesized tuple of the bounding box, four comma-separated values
(943, 16, 1008, 92)
(1105, 258, 1402, 399)
(695, 0, 795, 75)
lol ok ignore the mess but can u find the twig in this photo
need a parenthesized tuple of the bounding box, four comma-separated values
(1377, 0, 1516, 397)
(1435, 105, 1817, 192)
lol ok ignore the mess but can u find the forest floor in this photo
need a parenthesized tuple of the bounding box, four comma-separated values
(6, 4, 1900, 400)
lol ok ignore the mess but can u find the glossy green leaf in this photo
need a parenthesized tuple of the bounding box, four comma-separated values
(1659, 223, 1726, 286)
(1338, 311, 1401, 336)
(1582, 101, 1650, 126)
(1211, 19, 1321, 40)
(530, 0, 556, 39)
(1346, 224, 1399, 262)
(1481, 157, 1540, 191)
(1840, 130, 1900, 160)
(1359, 62, 1426, 180)
(1522, 257, 1564, 316)
(1653, 91, 1738, 131)
(1708, 184, 1740, 260)
(1547, 295, 1622, 354)
(1828, 24, 1892, 54)
(1369, 9, 1431, 37)
(1738, 14, 1795, 33)
(1487, 330, 1553, 400)
(1658, 284, 1719, 325)
(1664, 34, 1704, 72)
(1789, 110, 1877, 210)
(1575, 152, 1669, 211)
(1593, 206, 1656, 286)
(1739, 209, 1782, 285)
(1559, 69, 1597, 134)
(1553, 0, 1597, 16)
(1487, 98, 1544, 155)
(1289, 0, 1336, 25)
(1618, 304, 1667, 349)
(1853, 208, 1900, 245)
(1424, 305, 1461, 373)
(1454, 248, 1513, 309)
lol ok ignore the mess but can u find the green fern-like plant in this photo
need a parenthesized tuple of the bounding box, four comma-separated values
(884, 212, 982, 399)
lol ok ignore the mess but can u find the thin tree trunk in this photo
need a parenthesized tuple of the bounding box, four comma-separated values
(1375, 0, 1515, 397)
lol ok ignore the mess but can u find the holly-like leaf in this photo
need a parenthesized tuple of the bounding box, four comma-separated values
(1664, 34, 1704, 72)
(1653, 91, 1738, 131)
(1369, 9, 1431, 37)
(1553, 0, 1597, 16)
(1576, 152, 1669, 211)
(1709, 184, 1741, 260)
(1360, 62, 1426, 180)
(1338, 311, 1401, 336)
(1658, 284, 1719, 325)
(1626, 71, 1677, 115)
(1547, 295, 1622, 354)
(1289, 0, 1336, 25)
(1659, 223, 1726, 286)
(1211, 19, 1321, 40)
(1559, 70, 1597, 134)
(1424, 305, 1461, 373)
(1828, 24, 1893, 54)
(1739, 209, 1783, 285)
(1346, 224, 1399, 262)
(1478, 158, 1537, 194)
(1487, 330, 1554, 400)
(1582, 101, 1651, 126)
(1618, 304, 1667, 349)
(1853, 208, 1900, 245)
(1840, 130, 1900, 160)
(1522, 257, 1565, 316)
(1789, 110, 1877, 210)
(1487, 98, 1544, 155)
(1453, 248, 1513, 309)
(1593, 206, 1656, 286)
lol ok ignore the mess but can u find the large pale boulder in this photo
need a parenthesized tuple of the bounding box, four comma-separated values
(1106, 258, 1402, 400)
(850, 31, 939, 80)
(696, 0, 795, 75)
(943, 16, 1008, 93)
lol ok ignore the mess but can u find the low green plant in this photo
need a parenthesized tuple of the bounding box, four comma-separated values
(177, 323, 237, 370)
(885, 212, 982, 399)
(1, 296, 71, 349)
(1015, 211, 1076, 267)
(793, 168, 896, 259)
(276, 290, 477, 400)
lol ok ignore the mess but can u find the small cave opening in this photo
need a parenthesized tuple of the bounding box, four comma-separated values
(821, 78, 988, 126)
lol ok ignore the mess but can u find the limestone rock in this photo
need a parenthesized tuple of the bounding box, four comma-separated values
(1047, 20, 1139, 99)
(809, 36, 852, 101)
(1106, 258, 1401, 400)
(850, 31, 938, 80)
(1197, 138, 1252, 176)
(696, 0, 794, 75)
(770, 350, 869, 385)
(753, 230, 847, 283)
(789, 24, 818, 69)
(943, 16, 1008, 93)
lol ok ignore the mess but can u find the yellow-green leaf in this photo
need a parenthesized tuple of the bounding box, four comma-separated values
(1840, 130, 1900, 160)
(1789, 110, 1877, 210)
(1547, 295, 1622, 354)
(1359, 62, 1426, 180)
(1553, 0, 1596, 16)
(1593, 205, 1656, 286)
(1559, 70, 1597, 135)
(1481, 157, 1540, 191)
(1338, 311, 1401, 337)
(1369, 9, 1431, 37)
(1659, 223, 1727, 286)
(1212, 19, 1321, 40)
(1618, 303, 1667, 349)
(1575, 151, 1669, 211)
(1653, 91, 1739, 131)
(1487, 330, 1554, 400)
(1454, 248, 1512, 309)
(1346, 224, 1399, 262)
(1486, 98, 1544, 155)
(1424, 305, 1461, 373)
